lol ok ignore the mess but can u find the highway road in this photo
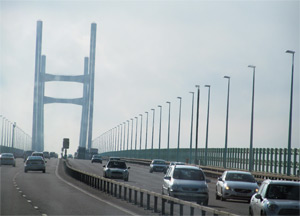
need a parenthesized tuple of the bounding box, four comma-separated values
(1, 158, 156, 215)
(68, 158, 252, 215)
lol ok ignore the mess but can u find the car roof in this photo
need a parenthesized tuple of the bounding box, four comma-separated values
(28, 156, 44, 160)
(152, 159, 166, 162)
(265, 180, 300, 185)
(225, 170, 252, 175)
(1, 153, 14, 156)
(174, 165, 201, 170)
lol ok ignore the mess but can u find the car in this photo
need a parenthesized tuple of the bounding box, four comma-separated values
(67, 154, 73, 159)
(103, 160, 130, 181)
(23, 150, 34, 162)
(24, 156, 46, 173)
(43, 151, 50, 159)
(91, 154, 102, 163)
(32, 151, 45, 160)
(166, 161, 186, 173)
(215, 170, 259, 202)
(109, 156, 120, 161)
(249, 180, 300, 216)
(149, 159, 168, 173)
(162, 165, 209, 205)
(0, 153, 16, 167)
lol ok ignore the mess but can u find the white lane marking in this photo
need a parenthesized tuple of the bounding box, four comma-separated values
(55, 159, 138, 216)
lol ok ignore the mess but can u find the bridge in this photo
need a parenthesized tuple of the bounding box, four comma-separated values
(1, 19, 299, 216)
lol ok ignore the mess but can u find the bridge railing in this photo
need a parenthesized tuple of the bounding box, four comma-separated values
(63, 159, 238, 216)
(100, 147, 300, 177)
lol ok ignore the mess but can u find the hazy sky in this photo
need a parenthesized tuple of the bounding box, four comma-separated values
(1, 0, 299, 155)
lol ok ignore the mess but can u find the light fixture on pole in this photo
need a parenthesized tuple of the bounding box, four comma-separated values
(204, 85, 211, 166)
(177, 97, 182, 162)
(145, 111, 149, 151)
(285, 50, 295, 176)
(189, 92, 194, 163)
(223, 76, 230, 168)
(166, 101, 171, 161)
(248, 65, 256, 172)
(194, 85, 200, 164)
(151, 108, 155, 159)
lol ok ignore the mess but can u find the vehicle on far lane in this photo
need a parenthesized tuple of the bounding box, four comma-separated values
(91, 154, 102, 163)
(149, 159, 168, 173)
(23, 150, 34, 162)
(24, 156, 46, 173)
(0, 153, 16, 167)
(249, 180, 300, 216)
(103, 160, 130, 181)
(216, 170, 259, 202)
(43, 151, 50, 159)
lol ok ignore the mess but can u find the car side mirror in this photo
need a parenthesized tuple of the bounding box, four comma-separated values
(206, 179, 211, 183)
(127, 167, 130, 169)
(218, 177, 222, 181)
(255, 194, 262, 201)
(164, 176, 171, 180)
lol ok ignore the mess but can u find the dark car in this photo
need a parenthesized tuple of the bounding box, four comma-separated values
(91, 154, 102, 163)
(150, 159, 168, 173)
(23, 150, 34, 162)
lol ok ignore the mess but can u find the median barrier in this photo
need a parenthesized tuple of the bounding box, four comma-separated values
(63, 159, 238, 216)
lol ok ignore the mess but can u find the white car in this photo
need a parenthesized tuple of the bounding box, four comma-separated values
(249, 180, 300, 216)
(103, 160, 130, 181)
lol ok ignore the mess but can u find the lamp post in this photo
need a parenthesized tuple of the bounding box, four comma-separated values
(123, 122, 126, 151)
(127, 120, 130, 156)
(248, 65, 256, 171)
(166, 101, 171, 161)
(158, 105, 162, 159)
(177, 97, 182, 162)
(189, 92, 194, 163)
(135, 116, 138, 158)
(286, 50, 295, 176)
(130, 118, 134, 157)
(139, 114, 143, 158)
(120, 123, 123, 151)
(195, 85, 200, 164)
(145, 111, 149, 151)
(204, 85, 211, 166)
(151, 108, 155, 159)
(223, 76, 231, 168)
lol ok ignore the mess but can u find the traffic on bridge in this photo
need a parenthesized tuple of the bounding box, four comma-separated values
(1, 1, 299, 215)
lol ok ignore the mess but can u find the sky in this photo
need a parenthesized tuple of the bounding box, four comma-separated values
(0, 0, 299, 156)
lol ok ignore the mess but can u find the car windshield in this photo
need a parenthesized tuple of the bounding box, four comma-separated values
(173, 168, 205, 180)
(266, 185, 300, 200)
(1, 153, 13, 158)
(153, 160, 165, 164)
(107, 161, 126, 169)
(225, 173, 255, 182)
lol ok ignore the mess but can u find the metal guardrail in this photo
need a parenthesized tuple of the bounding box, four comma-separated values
(120, 158, 300, 182)
(63, 159, 238, 216)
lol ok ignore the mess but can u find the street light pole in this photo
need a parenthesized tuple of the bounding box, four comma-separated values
(158, 105, 162, 159)
(204, 85, 211, 166)
(151, 108, 155, 159)
(145, 112, 149, 151)
(195, 85, 200, 164)
(139, 114, 143, 158)
(130, 118, 134, 157)
(189, 92, 194, 163)
(135, 116, 138, 158)
(177, 97, 182, 162)
(223, 76, 231, 168)
(248, 65, 256, 171)
(166, 101, 171, 161)
(286, 50, 295, 176)
(127, 120, 130, 156)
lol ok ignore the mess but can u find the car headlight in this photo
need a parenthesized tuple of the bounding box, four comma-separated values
(255, 188, 259, 192)
(170, 185, 179, 191)
(225, 186, 230, 190)
(106, 168, 110, 172)
(267, 203, 278, 212)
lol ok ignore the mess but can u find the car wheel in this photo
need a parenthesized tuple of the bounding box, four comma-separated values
(24, 169, 27, 173)
(249, 206, 253, 216)
(150, 169, 153, 173)
(124, 177, 128, 181)
(43, 169, 45, 173)
(216, 192, 220, 200)
(221, 191, 226, 201)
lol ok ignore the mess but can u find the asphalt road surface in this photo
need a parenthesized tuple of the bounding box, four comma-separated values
(1, 158, 156, 215)
(68, 158, 251, 215)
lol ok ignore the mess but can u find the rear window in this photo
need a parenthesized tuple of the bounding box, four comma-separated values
(173, 168, 205, 181)
(27, 159, 44, 165)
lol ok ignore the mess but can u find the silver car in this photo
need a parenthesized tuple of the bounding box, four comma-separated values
(216, 170, 259, 202)
(103, 160, 130, 181)
(24, 156, 46, 173)
(162, 165, 209, 205)
(249, 180, 300, 216)
(0, 153, 16, 167)
(150, 159, 168, 173)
